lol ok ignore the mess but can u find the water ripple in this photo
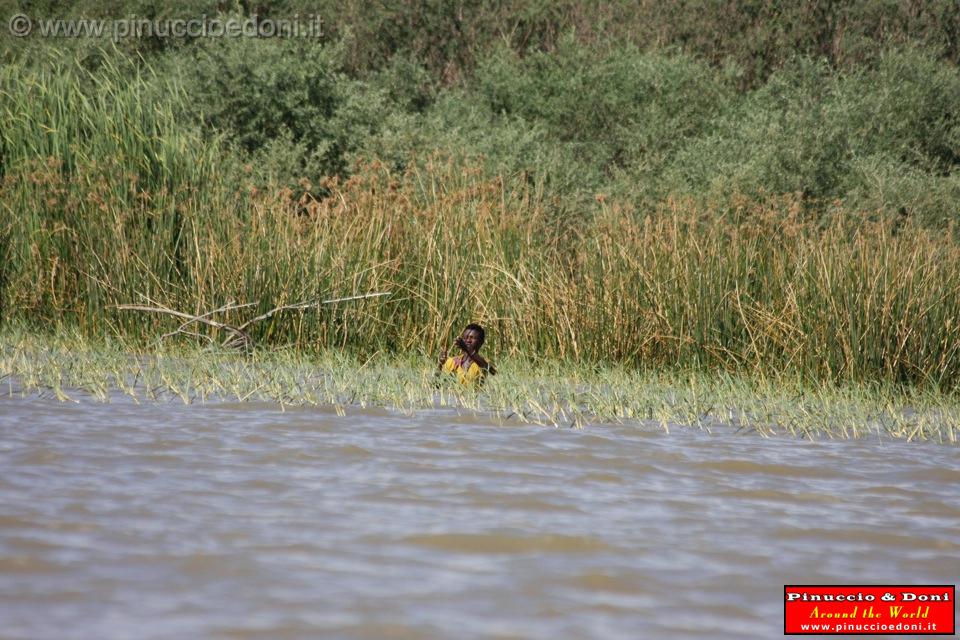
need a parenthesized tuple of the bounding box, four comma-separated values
(1, 393, 957, 639)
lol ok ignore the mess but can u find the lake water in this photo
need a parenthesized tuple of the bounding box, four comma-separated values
(1, 390, 958, 639)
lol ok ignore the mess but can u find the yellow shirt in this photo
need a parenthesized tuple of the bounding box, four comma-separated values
(442, 356, 488, 385)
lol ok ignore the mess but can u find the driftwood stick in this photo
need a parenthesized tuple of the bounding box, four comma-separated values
(236, 291, 391, 331)
(116, 302, 252, 348)
(117, 291, 391, 350)
(156, 300, 256, 343)
(116, 303, 236, 332)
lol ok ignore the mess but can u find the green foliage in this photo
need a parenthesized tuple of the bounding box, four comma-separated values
(361, 40, 732, 210)
(839, 48, 960, 172)
(661, 48, 960, 223)
(663, 58, 852, 201)
(6, 2, 957, 216)
(181, 36, 387, 184)
(0, 51, 210, 190)
(4, 3, 960, 391)
(5, 0, 959, 81)
(0, 220, 9, 325)
(369, 53, 435, 113)
(474, 38, 730, 177)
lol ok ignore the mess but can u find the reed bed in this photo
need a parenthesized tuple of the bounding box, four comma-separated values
(3, 57, 960, 392)
(5, 150, 960, 389)
(2, 329, 958, 443)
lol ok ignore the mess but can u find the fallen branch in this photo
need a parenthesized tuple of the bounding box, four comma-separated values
(156, 300, 256, 345)
(117, 302, 253, 348)
(236, 291, 392, 331)
(117, 291, 391, 349)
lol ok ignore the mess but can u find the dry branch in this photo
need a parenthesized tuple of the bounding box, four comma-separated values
(117, 291, 391, 349)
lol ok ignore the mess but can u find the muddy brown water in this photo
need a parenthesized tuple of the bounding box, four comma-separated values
(1, 390, 958, 639)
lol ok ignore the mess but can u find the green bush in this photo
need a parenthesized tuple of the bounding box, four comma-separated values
(362, 40, 733, 210)
(660, 48, 960, 222)
(473, 39, 731, 181)
(182, 35, 388, 185)
(837, 48, 960, 173)
(843, 156, 960, 227)
(662, 57, 849, 201)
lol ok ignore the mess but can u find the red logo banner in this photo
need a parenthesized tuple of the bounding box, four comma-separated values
(784, 585, 955, 635)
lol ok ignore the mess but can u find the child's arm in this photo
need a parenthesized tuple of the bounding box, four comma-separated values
(456, 339, 497, 375)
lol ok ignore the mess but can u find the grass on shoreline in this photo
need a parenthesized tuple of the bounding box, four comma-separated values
(3, 329, 958, 444)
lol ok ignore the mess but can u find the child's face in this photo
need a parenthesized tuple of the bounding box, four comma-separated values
(461, 328, 483, 352)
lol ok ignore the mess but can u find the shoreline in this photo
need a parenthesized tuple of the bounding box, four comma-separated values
(3, 330, 958, 444)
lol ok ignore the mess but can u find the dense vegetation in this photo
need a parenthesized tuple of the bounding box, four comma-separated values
(2, 1, 959, 389)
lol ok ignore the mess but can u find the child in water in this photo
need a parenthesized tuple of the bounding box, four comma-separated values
(438, 323, 497, 385)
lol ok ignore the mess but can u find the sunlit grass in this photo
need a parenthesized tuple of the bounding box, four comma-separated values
(3, 329, 957, 444)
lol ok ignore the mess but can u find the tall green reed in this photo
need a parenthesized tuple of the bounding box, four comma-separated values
(1, 55, 228, 332)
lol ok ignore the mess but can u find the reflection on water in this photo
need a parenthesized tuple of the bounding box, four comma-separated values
(1, 391, 958, 639)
